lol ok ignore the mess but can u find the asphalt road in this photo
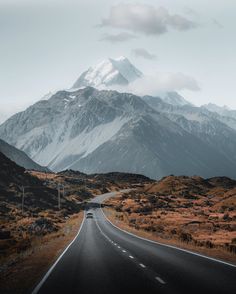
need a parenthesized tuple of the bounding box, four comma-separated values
(33, 191, 236, 294)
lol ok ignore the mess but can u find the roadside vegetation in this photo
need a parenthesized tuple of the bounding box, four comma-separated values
(104, 175, 236, 264)
(0, 152, 152, 293)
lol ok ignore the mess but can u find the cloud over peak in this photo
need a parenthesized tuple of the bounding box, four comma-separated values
(127, 72, 200, 97)
(99, 32, 136, 43)
(132, 48, 156, 60)
(100, 3, 197, 36)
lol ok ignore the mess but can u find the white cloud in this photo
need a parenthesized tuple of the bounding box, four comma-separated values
(100, 3, 197, 36)
(132, 48, 156, 60)
(125, 72, 200, 96)
(99, 32, 137, 43)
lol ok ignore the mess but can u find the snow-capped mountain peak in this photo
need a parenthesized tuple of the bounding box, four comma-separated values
(72, 56, 142, 89)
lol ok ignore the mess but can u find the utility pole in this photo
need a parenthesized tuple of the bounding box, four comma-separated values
(58, 185, 61, 210)
(62, 185, 65, 198)
(22, 186, 25, 214)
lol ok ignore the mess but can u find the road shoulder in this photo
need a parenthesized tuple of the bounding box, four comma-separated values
(0, 212, 84, 294)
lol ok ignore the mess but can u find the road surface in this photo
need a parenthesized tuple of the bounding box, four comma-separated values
(33, 191, 236, 294)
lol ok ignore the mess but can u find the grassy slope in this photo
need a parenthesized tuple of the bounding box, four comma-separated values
(104, 176, 236, 263)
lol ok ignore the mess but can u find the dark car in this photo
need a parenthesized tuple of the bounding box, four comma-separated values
(86, 212, 93, 219)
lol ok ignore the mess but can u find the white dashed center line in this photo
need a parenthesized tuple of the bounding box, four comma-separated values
(95, 209, 167, 287)
(155, 277, 166, 284)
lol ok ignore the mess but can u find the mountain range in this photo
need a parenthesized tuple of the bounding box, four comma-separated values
(1, 57, 236, 179)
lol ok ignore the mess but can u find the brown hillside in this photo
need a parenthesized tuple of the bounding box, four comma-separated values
(105, 175, 236, 261)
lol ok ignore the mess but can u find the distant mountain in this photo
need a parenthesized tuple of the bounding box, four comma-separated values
(202, 103, 236, 119)
(72, 56, 194, 107)
(72, 56, 143, 89)
(0, 138, 49, 171)
(1, 87, 236, 179)
(142, 95, 236, 164)
(159, 91, 192, 106)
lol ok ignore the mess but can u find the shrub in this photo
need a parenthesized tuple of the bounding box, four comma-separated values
(205, 240, 214, 248)
(231, 237, 236, 244)
(0, 230, 11, 240)
(223, 213, 231, 221)
(179, 232, 192, 243)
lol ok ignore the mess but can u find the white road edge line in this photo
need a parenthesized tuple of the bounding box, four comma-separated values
(96, 204, 167, 286)
(32, 212, 86, 294)
(100, 205, 236, 268)
(155, 277, 166, 284)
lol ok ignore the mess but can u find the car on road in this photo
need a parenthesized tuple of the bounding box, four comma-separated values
(86, 212, 93, 219)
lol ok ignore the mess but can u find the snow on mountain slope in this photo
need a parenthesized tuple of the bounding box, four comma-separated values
(160, 91, 193, 106)
(203, 103, 231, 115)
(142, 95, 236, 164)
(36, 116, 129, 170)
(72, 56, 195, 107)
(66, 113, 236, 179)
(0, 87, 154, 171)
(72, 56, 142, 89)
(1, 87, 236, 179)
(202, 103, 236, 122)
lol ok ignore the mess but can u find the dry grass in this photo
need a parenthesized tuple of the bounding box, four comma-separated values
(0, 212, 84, 294)
(104, 179, 236, 265)
(104, 177, 236, 253)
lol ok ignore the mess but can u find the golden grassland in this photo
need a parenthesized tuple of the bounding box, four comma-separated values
(103, 176, 236, 264)
(104, 207, 236, 264)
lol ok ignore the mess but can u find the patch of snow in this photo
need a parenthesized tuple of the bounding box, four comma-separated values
(69, 94, 77, 99)
(183, 113, 207, 123)
(111, 56, 142, 83)
(27, 116, 129, 170)
(160, 92, 192, 106)
(72, 56, 143, 89)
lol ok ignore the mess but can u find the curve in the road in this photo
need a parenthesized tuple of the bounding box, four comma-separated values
(32, 191, 236, 294)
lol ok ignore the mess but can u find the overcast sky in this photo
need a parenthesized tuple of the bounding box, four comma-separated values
(0, 0, 236, 119)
